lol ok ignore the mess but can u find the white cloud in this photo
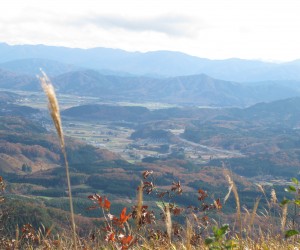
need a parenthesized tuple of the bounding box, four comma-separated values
(70, 14, 203, 37)
(1, 0, 300, 61)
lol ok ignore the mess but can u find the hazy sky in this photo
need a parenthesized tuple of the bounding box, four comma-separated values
(1, 0, 300, 61)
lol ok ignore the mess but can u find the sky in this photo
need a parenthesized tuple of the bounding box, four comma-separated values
(1, 0, 300, 62)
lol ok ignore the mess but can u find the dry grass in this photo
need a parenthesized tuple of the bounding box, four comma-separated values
(3, 234, 299, 249)
(185, 219, 193, 250)
(1, 167, 300, 249)
(39, 71, 77, 250)
(250, 197, 261, 227)
(136, 181, 143, 228)
(165, 204, 172, 242)
(281, 203, 288, 234)
(224, 169, 241, 236)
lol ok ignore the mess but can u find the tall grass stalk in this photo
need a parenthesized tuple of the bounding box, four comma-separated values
(281, 203, 288, 234)
(136, 182, 143, 228)
(165, 205, 172, 242)
(223, 169, 241, 238)
(39, 71, 77, 250)
(257, 184, 271, 209)
(250, 197, 260, 227)
(185, 219, 192, 250)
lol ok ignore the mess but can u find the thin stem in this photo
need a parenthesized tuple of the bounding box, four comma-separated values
(62, 147, 77, 250)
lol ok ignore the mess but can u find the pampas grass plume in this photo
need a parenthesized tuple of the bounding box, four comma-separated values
(39, 71, 77, 250)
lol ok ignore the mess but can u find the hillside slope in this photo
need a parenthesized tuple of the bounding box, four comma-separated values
(0, 115, 120, 174)
(54, 71, 300, 106)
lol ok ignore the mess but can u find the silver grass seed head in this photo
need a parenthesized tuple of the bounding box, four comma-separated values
(39, 71, 65, 149)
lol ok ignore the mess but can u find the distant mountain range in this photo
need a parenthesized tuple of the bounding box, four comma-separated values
(1, 42, 300, 81)
(1, 42, 300, 106)
(58, 70, 300, 106)
(0, 58, 80, 77)
(1, 67, 300, 107)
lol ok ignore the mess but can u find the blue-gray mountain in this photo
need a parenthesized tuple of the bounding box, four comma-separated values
(1, 42, 300, 81)
(53, 70, 300, 106)
(0, 68, 300, 107)
(0, 58, 80, 77)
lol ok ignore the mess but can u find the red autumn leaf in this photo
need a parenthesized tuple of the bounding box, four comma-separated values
(113, 207, 131, 227)
(97, 196, 103, 207)
(107, 232, 115, 242)
(88, 194, 111, 210)
(104, 198, 111, 210)
(121, 235, 133, 245)
(120, 207, 131, 224)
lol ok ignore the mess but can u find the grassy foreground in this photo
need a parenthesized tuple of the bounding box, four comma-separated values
(1, 74, 300, 249)
(0, 172, 300, 249)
